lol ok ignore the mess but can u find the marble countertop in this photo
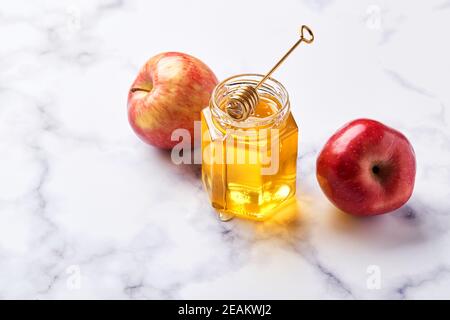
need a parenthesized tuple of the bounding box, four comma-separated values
(1, 0, 450, 299)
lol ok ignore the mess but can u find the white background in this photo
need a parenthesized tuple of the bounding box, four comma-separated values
(1, 0, 450, 299)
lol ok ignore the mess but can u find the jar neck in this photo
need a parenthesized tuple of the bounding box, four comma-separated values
(209, 74, 290, 131)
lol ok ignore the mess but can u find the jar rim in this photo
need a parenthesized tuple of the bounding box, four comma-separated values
(210, 73, 290, 129)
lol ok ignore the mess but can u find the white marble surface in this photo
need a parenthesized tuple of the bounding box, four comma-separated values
(1, 0, 450, 299)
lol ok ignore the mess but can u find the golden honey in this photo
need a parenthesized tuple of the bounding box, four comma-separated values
(201, 74, 298, 221)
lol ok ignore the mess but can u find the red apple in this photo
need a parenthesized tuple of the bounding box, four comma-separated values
(316, 119, 416, 216)
(128, 52, 218, 149)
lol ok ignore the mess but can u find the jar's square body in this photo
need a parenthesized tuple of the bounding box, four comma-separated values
(201, 74, 298, 221)
(202, 110, 297, 220)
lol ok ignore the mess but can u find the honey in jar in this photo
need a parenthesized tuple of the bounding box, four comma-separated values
(201, 74, 298, 221)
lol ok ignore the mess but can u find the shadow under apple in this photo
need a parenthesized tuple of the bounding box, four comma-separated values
(327, 199, 430, 249)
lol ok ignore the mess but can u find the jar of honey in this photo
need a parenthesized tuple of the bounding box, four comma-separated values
(201, 74, 298, 221)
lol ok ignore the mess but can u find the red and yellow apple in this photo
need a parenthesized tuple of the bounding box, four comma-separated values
(316, 119, 416, 216)
(128, 52, 218, 149)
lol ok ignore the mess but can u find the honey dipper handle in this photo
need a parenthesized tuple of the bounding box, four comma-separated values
(300, 25, 314, 43)
(255, 25, 314, 89)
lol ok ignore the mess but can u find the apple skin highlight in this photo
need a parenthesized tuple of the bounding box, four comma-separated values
(316, 118, 416, 216)
(128, 52, 218, 149)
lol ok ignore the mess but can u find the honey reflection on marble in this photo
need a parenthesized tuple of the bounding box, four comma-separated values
(251, 197, 306, 240)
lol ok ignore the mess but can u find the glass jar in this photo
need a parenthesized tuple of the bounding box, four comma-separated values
(201, 74, 298, 221)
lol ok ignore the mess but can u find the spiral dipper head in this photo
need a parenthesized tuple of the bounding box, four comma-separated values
(225, 85, 259, 120)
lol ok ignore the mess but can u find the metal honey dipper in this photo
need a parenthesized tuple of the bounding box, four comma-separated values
(225, 25, 315, 121)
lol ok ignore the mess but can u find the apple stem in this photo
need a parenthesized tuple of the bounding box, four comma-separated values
(130, 87, 150, 93)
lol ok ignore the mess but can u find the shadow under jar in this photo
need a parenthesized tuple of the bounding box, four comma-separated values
(201, 74, 298, 221)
